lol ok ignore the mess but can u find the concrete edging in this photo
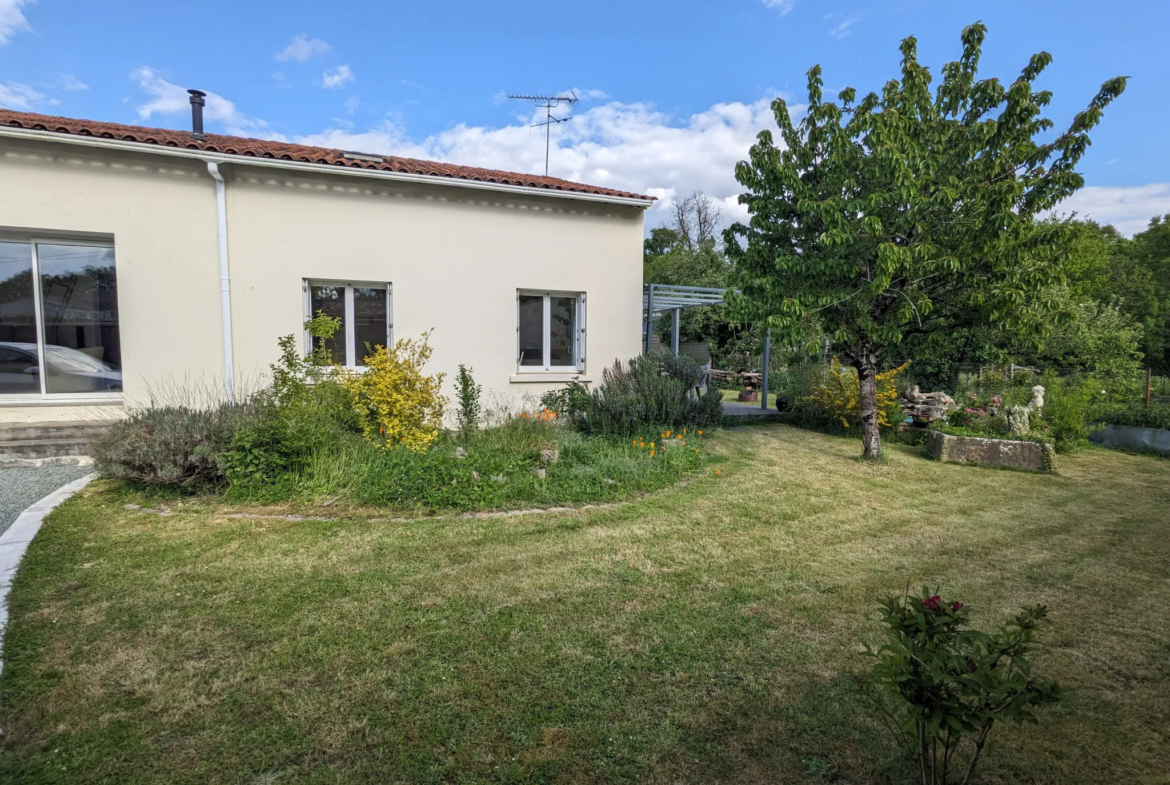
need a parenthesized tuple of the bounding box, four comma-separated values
(0, 473, 95, 674)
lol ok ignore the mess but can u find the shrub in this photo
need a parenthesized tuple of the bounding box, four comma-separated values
(343, 331, 447, 452)
(797, 357, 909, 430)
(865, 589, 1061, 785)
(1040, 372, 1100, 453)
(92, 402, 259, 487)
(1093, 401, 1170, 430)
(556, 352, 723, 437)
(455, 364, 482, 437)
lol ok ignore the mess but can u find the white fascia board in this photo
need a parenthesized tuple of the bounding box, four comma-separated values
(0, 126, 654, 209)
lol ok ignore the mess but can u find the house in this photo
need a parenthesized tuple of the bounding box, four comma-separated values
(0, 97, 653, 428)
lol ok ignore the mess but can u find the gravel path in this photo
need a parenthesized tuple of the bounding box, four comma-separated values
(0, 465, 93, 538)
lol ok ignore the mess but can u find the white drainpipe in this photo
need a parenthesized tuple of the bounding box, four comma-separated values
(205, 161, 235, 403)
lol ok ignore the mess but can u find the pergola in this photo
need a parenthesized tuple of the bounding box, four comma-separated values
(642, 284, 727, 355)
(643, 282, 774, 410)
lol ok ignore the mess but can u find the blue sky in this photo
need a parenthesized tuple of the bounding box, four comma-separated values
(1, 0, 1167, 233)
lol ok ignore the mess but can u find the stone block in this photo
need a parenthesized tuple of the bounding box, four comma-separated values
(925, 430, 1055, 473)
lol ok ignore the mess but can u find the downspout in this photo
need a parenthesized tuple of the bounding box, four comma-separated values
(206, 161, 235, 403)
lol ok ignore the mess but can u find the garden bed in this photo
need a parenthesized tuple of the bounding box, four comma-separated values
(926, 429, 1056, 472)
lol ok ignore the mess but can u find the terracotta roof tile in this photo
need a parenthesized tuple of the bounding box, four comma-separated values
(0, 108, 654, 202)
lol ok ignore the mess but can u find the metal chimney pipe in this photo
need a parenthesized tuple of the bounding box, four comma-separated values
(187, 89, 207, 140)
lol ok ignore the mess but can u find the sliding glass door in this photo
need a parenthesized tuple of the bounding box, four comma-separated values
(0, 238, 122, 399)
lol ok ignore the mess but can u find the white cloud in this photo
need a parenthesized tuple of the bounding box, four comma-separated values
(343, 96, 361, 115)
(130, 67, 285, 140)
(1052, 184, 1170, 237)
(762, 0, 797, 15)
(60, 73, 88, 91)
(0, 0, 33, 46)
(0, 80, 55, 110)
(321, 65, 354, 90)
(294, 96, 790, 228)
(828, 16, 859, 38)
(275, 34, 330, 63)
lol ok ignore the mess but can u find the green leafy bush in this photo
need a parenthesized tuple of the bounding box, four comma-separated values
(455, 364, 482, 436)
(1039, 372, 1100, 453)
(553, 352, 722, 437)
(1092, 401, 1170, 431)
(865, 589, 1061, 785)
(92, 402, 261, 487)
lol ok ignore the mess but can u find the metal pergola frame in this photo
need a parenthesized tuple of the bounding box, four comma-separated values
(643, 282, 773, 410)
(643, 284, 727, 355)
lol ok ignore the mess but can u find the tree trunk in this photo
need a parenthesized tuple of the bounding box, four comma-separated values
(856, 352, 881, 460)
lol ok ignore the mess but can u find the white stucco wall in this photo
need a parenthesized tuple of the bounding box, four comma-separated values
(0, 136, 645, 423)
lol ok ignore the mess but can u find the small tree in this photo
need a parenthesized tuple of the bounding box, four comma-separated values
(725, 23, 1126, 458)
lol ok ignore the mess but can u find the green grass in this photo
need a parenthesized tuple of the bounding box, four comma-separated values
(720, 388, 777, 409)
(2, 426, 1168, 784)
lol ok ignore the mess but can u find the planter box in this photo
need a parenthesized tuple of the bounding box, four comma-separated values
(926, 430, 1055, 473)
(1089, 423, 1170, 456)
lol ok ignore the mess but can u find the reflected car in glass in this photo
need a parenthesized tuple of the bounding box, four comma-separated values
(0, 342, 122, 394)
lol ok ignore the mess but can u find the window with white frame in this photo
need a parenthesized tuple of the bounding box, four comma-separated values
(304, 281, 392, 367)
(517, 290, 585, 371)
(0, 237, 122, 399)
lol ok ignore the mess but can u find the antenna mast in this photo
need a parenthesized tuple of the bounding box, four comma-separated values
(507, 92, 579, 177)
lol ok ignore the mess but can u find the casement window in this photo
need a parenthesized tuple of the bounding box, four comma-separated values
(517, 290, 585, 372)
(0, 237, 122, 399)
(303, 281, 392, 368)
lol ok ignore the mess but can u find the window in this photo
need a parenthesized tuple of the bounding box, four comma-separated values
(517, 290, 585, 371)
(303, 281, 392, 367)
(0, 238, 122, 398)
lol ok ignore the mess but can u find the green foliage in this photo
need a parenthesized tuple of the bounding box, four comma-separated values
(726, 22, 1126, 458)
(1039, 372, 1101, 453)
(455, 364, 482, 437)
(92, 402, 261, 487)
(557, 352, 723, 438)
(1093, 401, 1170, 431)
(865, 589, 1061, 785)
(255, 416, 711, 512)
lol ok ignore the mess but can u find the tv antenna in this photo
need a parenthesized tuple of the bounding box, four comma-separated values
(508, 92, 579, 177)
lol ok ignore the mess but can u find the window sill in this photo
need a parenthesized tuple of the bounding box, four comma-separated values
(0, 394, 124, 407)
(509, 373, 591, 384)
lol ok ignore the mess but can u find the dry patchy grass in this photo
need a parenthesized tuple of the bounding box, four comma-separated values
(1, 425, 1168, 784)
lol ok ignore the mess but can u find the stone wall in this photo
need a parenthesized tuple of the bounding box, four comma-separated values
(926, 430, 1056, 473)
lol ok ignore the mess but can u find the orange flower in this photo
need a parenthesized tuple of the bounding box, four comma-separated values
(632, 439, 637, 445)
(694, 448, 699, 453)
(697, 430, 703, 435)
(650, 450, 655, 457)
(715, 469, 721, 475)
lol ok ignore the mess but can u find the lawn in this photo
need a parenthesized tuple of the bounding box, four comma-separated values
(1, 425, 1168, 784)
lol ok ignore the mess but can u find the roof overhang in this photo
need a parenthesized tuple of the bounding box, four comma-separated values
(0, 125, 655, 210)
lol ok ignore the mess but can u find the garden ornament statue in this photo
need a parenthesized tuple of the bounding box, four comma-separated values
(1026, 385, 1046, 412)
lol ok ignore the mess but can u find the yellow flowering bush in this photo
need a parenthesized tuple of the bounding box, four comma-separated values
(804, 357, 910, 429)
(343, 332, 447, 452)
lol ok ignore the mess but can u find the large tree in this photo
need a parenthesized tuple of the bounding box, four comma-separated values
(725, 23, 1126, 458)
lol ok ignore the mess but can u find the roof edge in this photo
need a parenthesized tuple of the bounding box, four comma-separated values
(0, 124, 655, 209)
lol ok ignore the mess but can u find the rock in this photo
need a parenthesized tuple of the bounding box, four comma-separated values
(490, 474, 507, 483)
(899, 387, 956, 423)
(532, 467, 547, 479)
(472, 471, 480, 481)
(540, 448, 559, 464)
(319, 497, 337, 507)
(926, 430, 1055, 472)
(604, 478, 616, 485)
(454, 447, 468, 459)
(123, 503, 141, 510)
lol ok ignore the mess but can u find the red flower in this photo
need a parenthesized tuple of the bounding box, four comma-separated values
(922, 595, 942, 612)
(952, 601, 964, 612)
(966, 658, 977, 673)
